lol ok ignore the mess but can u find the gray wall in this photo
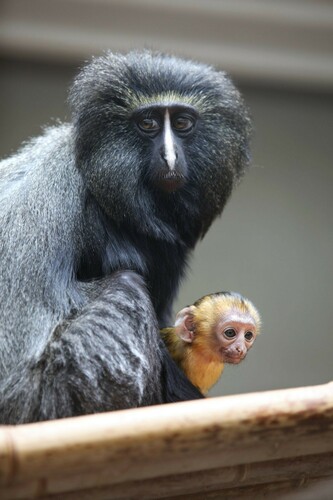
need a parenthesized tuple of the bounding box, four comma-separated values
(1, 56, 333, 398)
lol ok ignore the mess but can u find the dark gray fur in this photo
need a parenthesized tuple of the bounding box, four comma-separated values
(0, 51, 251, 424)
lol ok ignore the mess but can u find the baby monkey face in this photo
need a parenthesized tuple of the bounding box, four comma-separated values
(216, 309, 257, 364)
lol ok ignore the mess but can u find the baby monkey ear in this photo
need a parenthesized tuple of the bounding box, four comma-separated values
(174, 306, 196, 343)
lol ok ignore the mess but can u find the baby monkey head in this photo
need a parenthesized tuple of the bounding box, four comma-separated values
(174, 292, 261, 364)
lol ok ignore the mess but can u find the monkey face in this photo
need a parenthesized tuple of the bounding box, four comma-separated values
(216, 311, 257, 364)
(132, 104, 198, 193)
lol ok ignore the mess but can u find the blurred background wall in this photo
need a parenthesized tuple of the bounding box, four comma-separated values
(1, 0, 332, 397)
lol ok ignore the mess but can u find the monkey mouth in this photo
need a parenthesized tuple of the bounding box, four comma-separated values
(157, 172, 185, 193)
(223, 353, 245, 365)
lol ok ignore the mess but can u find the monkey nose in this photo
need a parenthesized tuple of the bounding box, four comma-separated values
(160, 150, 178, 164)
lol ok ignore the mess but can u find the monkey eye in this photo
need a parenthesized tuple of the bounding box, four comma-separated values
(137, 118, 160, 134)
(224, 328, 236, 339)
(172, 115, 195, 134)
(245, 331, 254, 341)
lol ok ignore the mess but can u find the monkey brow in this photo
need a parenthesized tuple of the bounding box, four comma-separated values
(131, 91, 200, 106)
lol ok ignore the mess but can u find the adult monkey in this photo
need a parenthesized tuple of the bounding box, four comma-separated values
(0, 51, 251, 424)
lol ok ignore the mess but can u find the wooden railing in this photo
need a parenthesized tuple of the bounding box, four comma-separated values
(1, 382, 333, 499)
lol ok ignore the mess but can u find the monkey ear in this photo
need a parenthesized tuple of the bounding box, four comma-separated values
(174, 306, 196, 343)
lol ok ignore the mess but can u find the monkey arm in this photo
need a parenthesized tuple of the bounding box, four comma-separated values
(0, 272, 163, 424)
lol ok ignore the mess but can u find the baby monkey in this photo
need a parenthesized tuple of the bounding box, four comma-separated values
(161, 292, 261, 395)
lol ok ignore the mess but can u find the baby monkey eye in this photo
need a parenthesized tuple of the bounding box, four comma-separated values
(137, 118, 160, 133)
(224, 328, 236, 339)
(172, 115, 195, 133)
(245, 331, 254, 341)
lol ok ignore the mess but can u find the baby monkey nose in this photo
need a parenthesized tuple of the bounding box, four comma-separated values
(236, 345, 245, 354)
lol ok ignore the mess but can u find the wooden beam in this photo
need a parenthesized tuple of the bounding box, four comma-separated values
(0, 382, 333, 498)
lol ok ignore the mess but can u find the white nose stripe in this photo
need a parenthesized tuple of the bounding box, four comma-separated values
(164, 110, 176, 170)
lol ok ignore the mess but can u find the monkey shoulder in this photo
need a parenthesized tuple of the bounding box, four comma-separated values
(0, 124, 85, 304)
(0, 124, 85, 230)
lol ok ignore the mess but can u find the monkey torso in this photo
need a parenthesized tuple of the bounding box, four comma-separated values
(181, 351, 224, 395)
